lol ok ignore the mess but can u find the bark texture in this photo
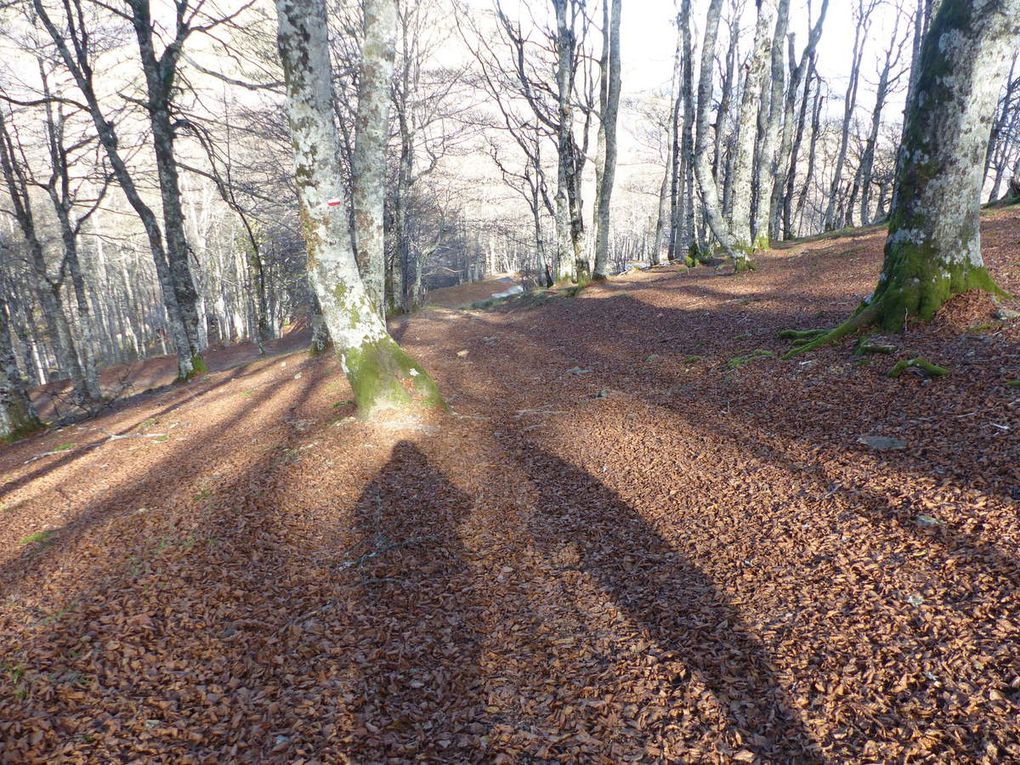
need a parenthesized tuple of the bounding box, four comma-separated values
(352, 0, 398, 317)
(0, 294, 41, 442)
(592, 0, 622, 279)
(729, 0, 776, 251)
(275, 0, 442, 417)
(792, 0, 1020, 354)
(691, 0, 739, 266)
(753, 0, 790, 245)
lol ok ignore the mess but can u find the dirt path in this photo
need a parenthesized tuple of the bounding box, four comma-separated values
(1, 213, 1018, 763)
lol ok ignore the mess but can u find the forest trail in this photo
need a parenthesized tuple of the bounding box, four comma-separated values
(1, 213, 1018, 763)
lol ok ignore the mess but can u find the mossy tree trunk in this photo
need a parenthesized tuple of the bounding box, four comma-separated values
(1, 296, 42, 443)
(871, 0, 1019, 328)
(275, 0, 443, 418)
(790, 0, 1020, 355)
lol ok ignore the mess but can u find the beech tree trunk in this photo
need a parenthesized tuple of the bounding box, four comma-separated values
(1, 294, 41, 442)
(856, 16, 903, 225)
(128, 0, 204, 358)
(869, 0, 1019, 327)
(844, 0, 1020, 337)
(753, 0, 790, 246)
(352, 0, 398, 317)
(729, 0, 775, 251)
(771, 0, 828, 241)
(823, 0, 872, 231)
(592, 0, 622, 280)
(275, 0, 442, 417)
(552, 0, 584, 281)
(32, 0, 201, 381)
(690, 0, 740, 267)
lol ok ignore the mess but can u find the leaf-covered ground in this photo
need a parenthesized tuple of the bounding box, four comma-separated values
(1, 212, 1018, 763)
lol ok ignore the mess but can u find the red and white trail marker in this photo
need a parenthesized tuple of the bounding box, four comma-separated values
(327, 198, 343, 207)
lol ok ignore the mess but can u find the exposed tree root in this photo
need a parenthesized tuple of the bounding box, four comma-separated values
(888, 357, 949, 378)
(854, 337, 896, 355)
(778, 328, 830, 349)
(782, 301, 882, 359)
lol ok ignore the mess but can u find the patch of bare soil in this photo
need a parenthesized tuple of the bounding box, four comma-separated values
(426, 275, 519, 308)
(1, 212, 1018, 763)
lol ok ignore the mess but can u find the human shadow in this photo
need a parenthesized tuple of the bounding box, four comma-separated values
(345, 440, 486, 762)
(518, 443, 824, 764)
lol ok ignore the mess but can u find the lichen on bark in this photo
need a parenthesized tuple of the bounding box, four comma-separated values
(788, 0, 1020, 356)
(276, 0, 444, 418)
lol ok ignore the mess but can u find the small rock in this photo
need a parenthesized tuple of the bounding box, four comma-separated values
(906, 594, 924, 607)
(456, 349, 470, 358)
(994, 307, 1020, 321)
(591, 389, 610, 399)
(858, 435, 906, 451)
(915, 514, 940, 527)
(645, 354, 661, 363)
(566, 367, 591, 375)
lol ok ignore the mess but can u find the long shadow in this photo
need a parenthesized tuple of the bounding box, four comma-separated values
(0, 360, 328, 597)
(344, 440, 485, 762)
(0, 354, 318, 501)
(0, 360, 335, 761)
(517, 443, 823, 763)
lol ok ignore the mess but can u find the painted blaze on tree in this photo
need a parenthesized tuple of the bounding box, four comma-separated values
(275, 0, 444, 418)
(792, 0, 1020, 354)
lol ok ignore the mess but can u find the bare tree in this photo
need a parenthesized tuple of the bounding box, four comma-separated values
(592, 0, 621, 280)
(275, 0, 443, 417)
(31, 0, 206, 379)
(690, 0, 741, 268)
(792, 0, 1020, 353)
(729, 0, 776, 251)
(351, 0, 397, 317)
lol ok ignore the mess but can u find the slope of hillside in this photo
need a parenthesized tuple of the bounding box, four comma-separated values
(1, 212, 1018, 763)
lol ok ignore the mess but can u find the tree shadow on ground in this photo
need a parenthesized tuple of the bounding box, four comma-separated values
(518, 443, 824, 763)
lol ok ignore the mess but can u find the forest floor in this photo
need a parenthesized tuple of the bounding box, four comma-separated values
(1, 211, 1019, 764)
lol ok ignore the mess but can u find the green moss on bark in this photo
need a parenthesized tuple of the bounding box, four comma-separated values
(2, 417, 44, 445)
(343, 335, 445, 418)
(178, 353, 207, 382)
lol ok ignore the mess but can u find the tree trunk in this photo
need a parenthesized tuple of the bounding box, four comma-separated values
(771, 0, 828, 241)
(753, 0, 790, 246)
(32, 0, 199, 381)
(552, 0, 584, 281)
(0, 294, 41, 442)
(783, 53, 817, 238)
(690, 0, 740, 267)
(0, 108, 90, 406)
(729, 0, 775, 250)
(652, 162, 671, 266)
(857, 18, 902, 226)
(128, 0, 204, 360)
(869, 0, 1018, 325)
(352, 0, 397, 316)
(592, 0, 622, 279)
(795, 0, 1020, 352)
(667, 25, 683, 262)
(275, 0, 442, 417)
(822, 0, 871, 231)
